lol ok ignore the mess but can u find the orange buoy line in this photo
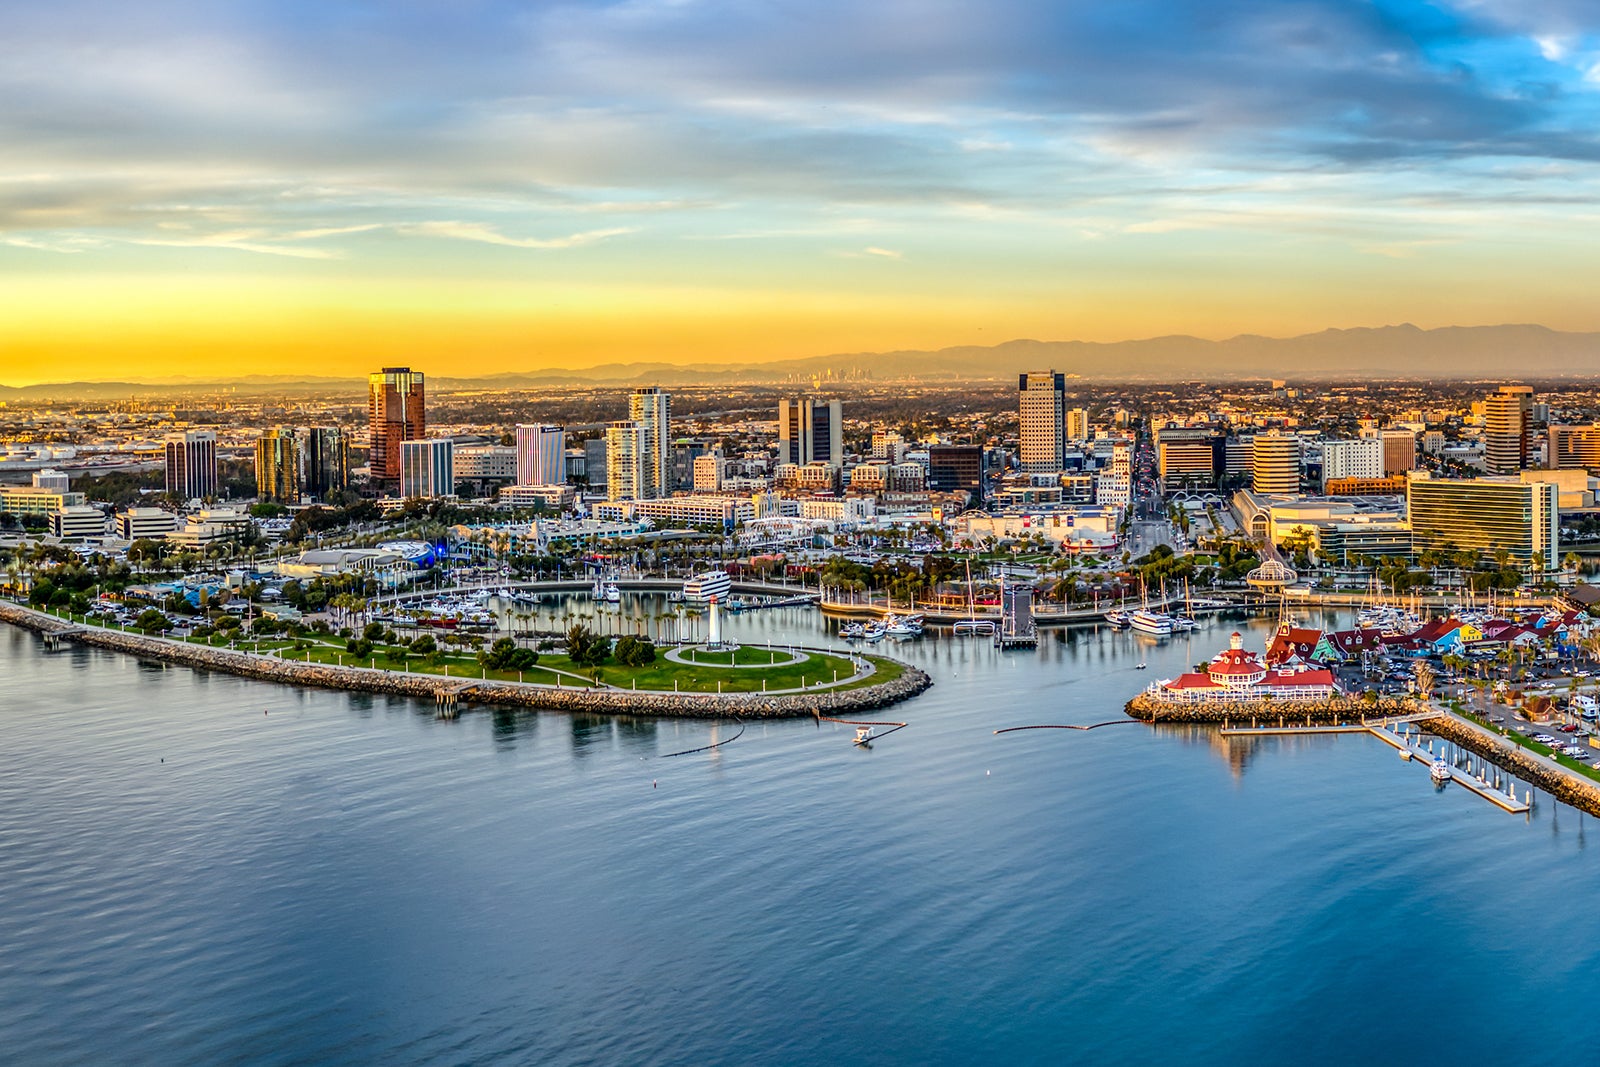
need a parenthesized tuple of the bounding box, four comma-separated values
(993, 721, 1144, 735)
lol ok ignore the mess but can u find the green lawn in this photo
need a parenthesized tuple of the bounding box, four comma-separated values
(571, 650, 863, 693)
(674, 645, 802, 666)
(43, 606, 906, 695)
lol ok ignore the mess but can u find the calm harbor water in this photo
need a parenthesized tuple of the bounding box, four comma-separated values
(4, 605, 1600, 1066)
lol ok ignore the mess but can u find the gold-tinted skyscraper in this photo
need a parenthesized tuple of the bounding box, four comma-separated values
(256, 428, 302, 504)
(369, 368, 425, 482)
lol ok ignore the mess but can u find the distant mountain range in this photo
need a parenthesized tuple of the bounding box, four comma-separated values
(5, 323, 1600, 397)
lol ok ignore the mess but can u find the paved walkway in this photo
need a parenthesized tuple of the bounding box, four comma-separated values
(663, 645, 808, 668)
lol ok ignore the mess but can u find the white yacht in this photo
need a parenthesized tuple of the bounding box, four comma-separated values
(1429, 759, 1452, 784)
(603, 581, 621, 603)
(683, 570, 732, 603)
(1129, 609, 1174, 637)
(885, 614, 924, 637)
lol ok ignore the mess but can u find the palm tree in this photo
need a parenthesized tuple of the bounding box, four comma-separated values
(1413, 661, 1437, 702)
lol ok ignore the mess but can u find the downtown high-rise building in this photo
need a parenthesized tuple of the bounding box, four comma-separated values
(399, 438, 455, 499)
(1483, 385, 1534, 474)
(605, 421, 649, 501)
(1548, 424, 1600, 474)
(303, 427, 351, 501)
(369, 367, 426, 482)
(164, 430, 217, 500)
(1321, 438, 1383, 486)
(1379, 428, 1417, 475)
(514, 423, 566, 486)
(627, 386, 671, 497)
(1018, 371, 1066, 472)
(256, 428, 303, 504)
(1251, 431, 1302, 495)
(1156, 425, 1221, 488)
(1406, 471, 1558, 569)
(1066, 407, 1090, 443)
(777, 397, 843, 466)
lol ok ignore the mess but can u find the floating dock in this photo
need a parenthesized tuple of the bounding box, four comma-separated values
(1221, 717, 1531, 814)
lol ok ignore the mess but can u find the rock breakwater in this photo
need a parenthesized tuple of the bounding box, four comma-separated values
(0, 602, 930, 720)
(1125, 691, 1431, 724)
(1420, 714, 1600, 818)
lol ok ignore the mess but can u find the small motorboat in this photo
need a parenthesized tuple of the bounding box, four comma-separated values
(853, 726, 874, 745)
(1399, 748, 1413, 761)
(1429, 758, 1452, 784)
(1135, 662, 1147, 670)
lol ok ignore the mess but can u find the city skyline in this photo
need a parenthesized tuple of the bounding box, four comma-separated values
(8, 1, 1600, 383)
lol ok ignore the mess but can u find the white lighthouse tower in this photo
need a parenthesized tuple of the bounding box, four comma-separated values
(707, 595, 725, 650)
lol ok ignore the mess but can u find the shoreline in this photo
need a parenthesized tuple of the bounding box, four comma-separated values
(0, 602, 932, 720)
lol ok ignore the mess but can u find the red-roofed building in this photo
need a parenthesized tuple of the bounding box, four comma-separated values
(1154, 632, 1339, 704)
(1266, 621, 1322, 666)
(1315, 628, 1384, 663)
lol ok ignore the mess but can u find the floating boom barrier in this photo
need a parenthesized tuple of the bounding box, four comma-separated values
(993, 720, 1145, 735)
(658, 716, 746, 758)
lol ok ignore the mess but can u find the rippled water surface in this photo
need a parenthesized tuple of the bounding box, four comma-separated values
(3, 607, 1598, 1066)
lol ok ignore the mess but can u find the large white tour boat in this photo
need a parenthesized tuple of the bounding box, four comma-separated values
(683, 570, 732, 603)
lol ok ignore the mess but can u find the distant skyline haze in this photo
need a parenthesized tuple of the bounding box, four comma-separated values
(6, 1, 1600, 381)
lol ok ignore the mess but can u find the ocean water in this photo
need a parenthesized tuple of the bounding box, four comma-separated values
(2, 607, 1597, 1066)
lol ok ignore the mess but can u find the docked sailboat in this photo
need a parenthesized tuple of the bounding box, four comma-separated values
(953, 558, 996, 635)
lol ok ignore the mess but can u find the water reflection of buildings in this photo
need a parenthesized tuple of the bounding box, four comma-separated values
(1155, 723, 1264, 780)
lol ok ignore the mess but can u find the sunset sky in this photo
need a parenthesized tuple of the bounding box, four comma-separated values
(5, 0, 1600, 383)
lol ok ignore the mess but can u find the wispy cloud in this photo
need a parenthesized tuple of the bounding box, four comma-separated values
(127, 230, 341, 259)
(398, 221, 635, 249)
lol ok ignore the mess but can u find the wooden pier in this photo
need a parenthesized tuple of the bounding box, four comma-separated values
(435, 683, 475, 718)
(41, 626, 86, 650)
